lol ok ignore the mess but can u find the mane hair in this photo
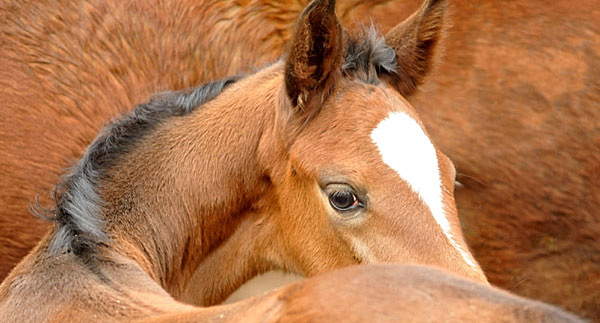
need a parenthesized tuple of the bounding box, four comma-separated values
(32, 77, 240, 256)
(342, 25, 397, 84)
(31, 27, 392, 257)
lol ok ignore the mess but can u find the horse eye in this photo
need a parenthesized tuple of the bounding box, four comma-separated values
(328, 190, 360, 212)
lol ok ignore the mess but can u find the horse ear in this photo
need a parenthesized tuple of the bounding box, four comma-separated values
(384, 0, 448, 96)
(284, 0, 343, 120)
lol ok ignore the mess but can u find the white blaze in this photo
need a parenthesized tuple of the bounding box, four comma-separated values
(370, 112, 476, 268)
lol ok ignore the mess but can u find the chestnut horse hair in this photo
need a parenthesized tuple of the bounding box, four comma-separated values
(0, 0, 595, 320)
(32, 28, 400, 259)
(0, 0, 523, 320)
(33, 78, 239, 256)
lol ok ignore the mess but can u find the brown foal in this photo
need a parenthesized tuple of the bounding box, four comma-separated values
(2, 0, 598, 318)
(0, 0, 504, 321)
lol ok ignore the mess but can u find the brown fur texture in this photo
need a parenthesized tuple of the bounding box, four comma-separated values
(0, 0, 305, 282)
(285, 0, 342, 117)
(1, 257, 583, 322)
(1, 0, 496, 320)
(383, 0, 448, 96)
(407, 1, 600, 319)
(153, 265, 586, 323)
(0, 0, 414, 282)
(1, 0, 599, 319)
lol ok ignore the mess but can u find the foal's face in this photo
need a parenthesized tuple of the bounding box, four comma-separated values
(276, 81, 487, 283)
(253, 0, 487, 284)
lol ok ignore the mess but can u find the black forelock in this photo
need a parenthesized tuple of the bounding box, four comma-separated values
(342, 24, 397, 85)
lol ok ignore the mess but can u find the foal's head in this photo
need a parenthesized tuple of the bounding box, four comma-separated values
(257, 0, 487, 283)
(35, 0, 486, 305)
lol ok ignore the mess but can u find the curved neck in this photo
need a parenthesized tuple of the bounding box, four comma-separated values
(99, 65, 284, 297)
(179, 212, 276, 305)
(177, 182, 298, 305)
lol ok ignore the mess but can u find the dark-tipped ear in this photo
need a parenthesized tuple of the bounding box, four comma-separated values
(285, 0, 343, 120)
(384, 0, 448, 96)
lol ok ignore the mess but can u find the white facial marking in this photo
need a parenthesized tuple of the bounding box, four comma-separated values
(370, 112, 476, 268)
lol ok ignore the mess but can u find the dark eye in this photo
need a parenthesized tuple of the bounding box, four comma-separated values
(328, 190, 360, 212)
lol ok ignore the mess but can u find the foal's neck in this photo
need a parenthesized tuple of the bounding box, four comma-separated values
(100, 65, 282, 297)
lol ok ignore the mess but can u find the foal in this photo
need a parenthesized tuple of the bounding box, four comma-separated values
(1, 0, 488, 319)
(1, 0, 597, 318)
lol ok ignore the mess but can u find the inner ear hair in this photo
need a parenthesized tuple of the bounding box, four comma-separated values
(384, 0, 448, 96)
(284, 0, 343, 122)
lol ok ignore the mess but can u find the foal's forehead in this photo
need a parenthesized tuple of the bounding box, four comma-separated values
(369, 110, 478, 268)
(334, 81, 419, 121)
(297, 82, 436, 174)
(370, 111, 441, 210)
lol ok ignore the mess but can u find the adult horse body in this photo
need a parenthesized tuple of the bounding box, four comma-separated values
(1, 0, 599, 319)
(1, 0, 493, 319)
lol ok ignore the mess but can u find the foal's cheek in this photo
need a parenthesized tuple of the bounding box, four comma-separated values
(273, 178, 346, 273)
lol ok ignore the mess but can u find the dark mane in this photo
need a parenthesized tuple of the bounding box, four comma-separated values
(32, 26, 392, 257)
(342, 25, 397, 84)
(33, 77, 240, 256)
